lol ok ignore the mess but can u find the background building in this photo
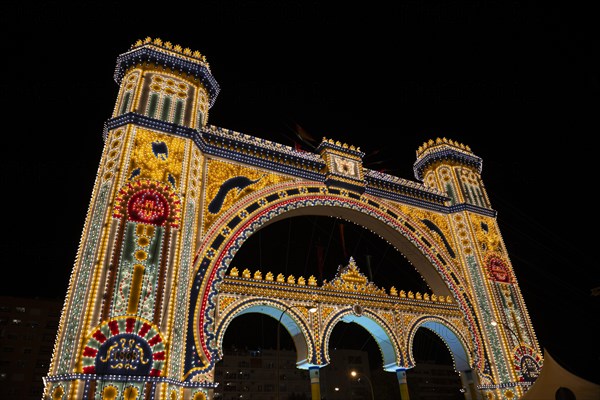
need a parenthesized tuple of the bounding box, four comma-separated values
(214, 346, 312, 400)
(0, 296, 62, 400)
(214, 346, 373, 400)
(405, 361, 465, 400)
(214, 342, 466, 399)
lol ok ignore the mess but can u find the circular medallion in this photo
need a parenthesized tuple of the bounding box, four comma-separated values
(487, 255, 512, 283)
(128, 189, 169, 225)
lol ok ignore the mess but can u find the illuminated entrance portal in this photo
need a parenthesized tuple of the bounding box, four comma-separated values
(44, 38, 542, 400)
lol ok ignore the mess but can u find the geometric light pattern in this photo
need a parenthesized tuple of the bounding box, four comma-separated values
(80, 317, 166, 376)
(114, 178, 181, 228)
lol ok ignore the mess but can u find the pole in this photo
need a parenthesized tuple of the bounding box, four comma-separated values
(309, 366, 321, 400)
(276, 308, 285, 400)
(396, 369, 410, 400)
(361, 376, 375, 400)
(351, 370, 374, 400)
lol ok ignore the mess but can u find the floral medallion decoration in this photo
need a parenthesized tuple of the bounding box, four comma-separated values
(113, 179, 181, 228)
(486, 254, 513, 283)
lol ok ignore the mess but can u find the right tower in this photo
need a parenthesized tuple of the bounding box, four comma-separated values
(415, 138, 543, 397)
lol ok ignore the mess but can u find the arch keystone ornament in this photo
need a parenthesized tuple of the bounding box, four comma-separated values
(44, 38, 542, 400)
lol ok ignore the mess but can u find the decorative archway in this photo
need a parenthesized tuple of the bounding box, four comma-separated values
(45, 38, 542, 400)
(407, 317, 471, 371)
(214, 299, 318, 368)
(187, 182, 481, 370)
(322, 307, 404, 372)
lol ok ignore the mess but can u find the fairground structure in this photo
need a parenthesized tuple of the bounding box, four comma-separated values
(43, 38, 542, 400)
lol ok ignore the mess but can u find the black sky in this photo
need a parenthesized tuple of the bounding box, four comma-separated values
(1, 0, 598, 384)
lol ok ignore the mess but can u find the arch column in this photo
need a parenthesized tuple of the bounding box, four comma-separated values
(309, 366, 321, 400)
(396, 368, 411, 400)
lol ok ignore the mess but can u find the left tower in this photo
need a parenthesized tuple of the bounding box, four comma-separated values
(44, 37, 219, 400)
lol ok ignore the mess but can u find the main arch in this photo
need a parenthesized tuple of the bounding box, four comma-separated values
(44, 37, 542, 400)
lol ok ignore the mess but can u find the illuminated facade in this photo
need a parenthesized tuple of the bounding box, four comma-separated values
(44, 38, 542, 400)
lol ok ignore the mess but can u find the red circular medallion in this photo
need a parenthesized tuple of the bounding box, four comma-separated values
(127, 189, 169, 225)
(487, 255, 512, 283)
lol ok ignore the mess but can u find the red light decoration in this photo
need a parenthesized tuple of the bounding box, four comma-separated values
(486, 254, 512, 283)
(128, 189, 169, 226)
(113, 179, 181, 228)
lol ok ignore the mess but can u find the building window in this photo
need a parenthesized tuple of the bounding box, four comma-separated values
(161, 96, 172, 121)
(119, 72, 139, 115)
(196, 110, 204, 128)
(120, 91, 132, 115)
(146, 75, 188, 124)
(147, 93, 159, 118)
(174, 100, 184, 125)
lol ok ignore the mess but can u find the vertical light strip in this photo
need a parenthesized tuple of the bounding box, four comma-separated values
(128, 264, 145, 314)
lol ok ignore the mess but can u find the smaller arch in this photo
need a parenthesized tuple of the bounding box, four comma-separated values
(407, 316, 471, 372)
(214, 299, 317, 369)
(322, 307, 403, 371)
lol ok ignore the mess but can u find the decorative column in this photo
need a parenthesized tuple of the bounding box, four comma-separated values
(309, 366, 321, 400)
(396, 368, 410, 400)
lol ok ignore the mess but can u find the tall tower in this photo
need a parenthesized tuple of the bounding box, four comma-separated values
(414, 138, 543, 397)
(44, 37, 218, 399)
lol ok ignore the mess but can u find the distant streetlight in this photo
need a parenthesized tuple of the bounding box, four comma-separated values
(350, 370, 374, 400)
(276, 304, 317, 400)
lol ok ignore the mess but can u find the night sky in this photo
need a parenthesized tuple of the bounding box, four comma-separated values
(1, 1, 598, 385)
